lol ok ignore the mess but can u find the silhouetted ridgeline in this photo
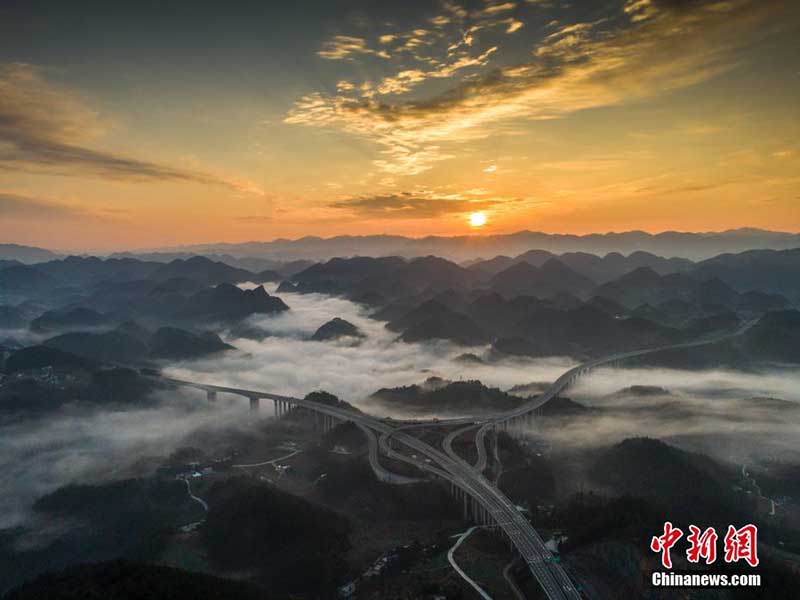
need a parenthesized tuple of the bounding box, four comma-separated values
(100, 229, 800, 262)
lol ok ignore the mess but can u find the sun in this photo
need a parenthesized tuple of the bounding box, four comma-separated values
(469, 211, 487, 227)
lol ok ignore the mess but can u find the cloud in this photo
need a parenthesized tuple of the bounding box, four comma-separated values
(168, 286, 576, 413)
(0, 397, 259, 528)
(535, 365, 800, 464)
(505, 19, 525, 33)
(167, 288, 800, 468)
(4, 287, 796, 533)
(476, 1, 518, 17)
(442, 1, 468, 21)
(0, 192, 89, 220)
(0, 286, 569, 532)
(625, 0, 735, 21)
(373, 46, 498, 96)
(0, 63, 264, 194)
(328, 191, 512, 219)
(317, 36, 390, 60)
(287, 0, 792, 175)
(771, 149, 794, 160)
(233, 214, 273, 223)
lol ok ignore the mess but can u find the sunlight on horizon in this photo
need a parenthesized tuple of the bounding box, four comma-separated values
(469, 211, 488, 228)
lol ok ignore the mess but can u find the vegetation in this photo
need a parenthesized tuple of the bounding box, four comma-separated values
(371, 379, 523, 413)
(201, 477, 350, 594)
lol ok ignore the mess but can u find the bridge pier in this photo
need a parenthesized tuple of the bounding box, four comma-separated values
(324, 414, 336, 432)
(272, 400, 292, 419)
(207, 390, 217, 402)
(249, 396, 260, 411)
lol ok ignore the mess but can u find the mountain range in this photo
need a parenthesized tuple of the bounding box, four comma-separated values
(4, 228, 800, 263)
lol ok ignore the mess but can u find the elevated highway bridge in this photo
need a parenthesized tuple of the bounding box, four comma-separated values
(154, 320, 756, 600)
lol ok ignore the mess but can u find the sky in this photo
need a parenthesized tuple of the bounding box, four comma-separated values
(0, 0, 798, 252)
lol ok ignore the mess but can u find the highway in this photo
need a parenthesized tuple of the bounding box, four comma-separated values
(160, 374, 580, 598)
(442, 424, 479, 465)
(155, 320, 758, 600)
(355, 422, 423, 485)
(490, 318, 758, 427)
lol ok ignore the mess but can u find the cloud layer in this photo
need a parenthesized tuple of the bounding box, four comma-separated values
(3, 286, 798, 528)
(0, 192, 89, 220)
(166, 285, 576, 417)
(286, 0, 792, 176)
(328, 190, 517, 219)
(0, 63, 262, 194)
(539, 365, 800, 465)
(0, 399, 257, 529)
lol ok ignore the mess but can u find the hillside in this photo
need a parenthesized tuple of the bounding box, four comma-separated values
(3, 561, 279, 600)
(202, 477, 350, 594)
(589, 438, 743, 524)
(370, 378, 523, 414)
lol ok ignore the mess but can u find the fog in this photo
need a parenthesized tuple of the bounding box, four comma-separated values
(570, 367, 800, 406)
(0, 327, 42, 346)
(0, 395, 259, 529)
(3, 286, 798, 530)
(166, 286, 577, 418)
(536, 367, 800, 465)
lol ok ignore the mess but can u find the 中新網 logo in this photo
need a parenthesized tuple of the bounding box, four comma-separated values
(650, 522, 758, 569)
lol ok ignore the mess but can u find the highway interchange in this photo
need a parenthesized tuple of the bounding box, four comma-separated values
(157, 320, 756, 600)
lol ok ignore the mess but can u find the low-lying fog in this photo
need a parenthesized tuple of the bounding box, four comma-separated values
(554, 373, 800, 464)
(167, 286, 800, 464)
(0, 396, 255, 529)
(2, 285, 798, 528)
(166, 286, 578, 417)
(169, 284, 800, 409)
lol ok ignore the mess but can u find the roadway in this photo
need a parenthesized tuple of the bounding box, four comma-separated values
(447, 526, 493, 600)
(159, 374, 580, 598)
(156, 320, 758, 600)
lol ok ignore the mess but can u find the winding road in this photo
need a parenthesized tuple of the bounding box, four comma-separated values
(447, 526, 493, 600)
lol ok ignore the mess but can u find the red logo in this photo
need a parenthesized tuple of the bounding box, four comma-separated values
(650, 521, 683, 569)
(650, 523, 758, 569)
(723, 524, 759, 567)
(686, 525, 718, 564)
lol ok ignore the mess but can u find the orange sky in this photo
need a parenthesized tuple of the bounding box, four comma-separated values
(1, 0, 798, 252)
